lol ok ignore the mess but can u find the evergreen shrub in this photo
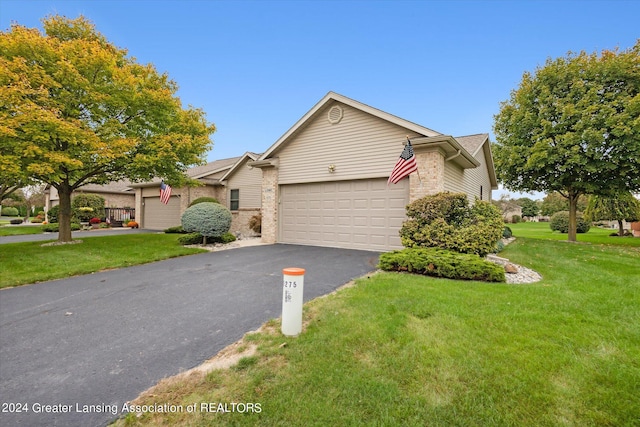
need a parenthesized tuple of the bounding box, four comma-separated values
(2, 207, 19, 216)
(550, 211, 591, 233)
(189, 197, 220, 207)
(399, 192, 504, 257)
(181, 202, 232, 243)
(378, 248, 506, 282)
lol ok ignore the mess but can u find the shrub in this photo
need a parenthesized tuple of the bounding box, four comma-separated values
(41, 223, 81, 232)
(378, 248, 506, 282)
(189, 197, 220, 207)
(10, 218, 23, 225)
(213, 232, 237, 244)
(181, 202, 232, 244)
(511, 214, 522, 223)
(164, 225, 186, 234)
(503, 226, 513, 238)
(550, 211, 591, 233)
(248, 214, 262, 234)
(31, 217, 43, 223)
(89, 217, 101, 224)
(2, 206, 20, 216)
(47, 205, 60, 223)
(400, 192, 504, 257)
(178, 233, 204, 245)
(127, 221, 139, 228)
(72, 194, 105, 219)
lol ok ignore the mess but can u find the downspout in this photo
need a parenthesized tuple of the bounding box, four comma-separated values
(445, 149, 461, 162)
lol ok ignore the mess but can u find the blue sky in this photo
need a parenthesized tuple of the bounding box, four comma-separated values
(2, 0, 639, 199)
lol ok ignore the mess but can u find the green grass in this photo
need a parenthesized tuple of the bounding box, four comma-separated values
(0, 234, 206, 288)
(0, 225, 44, 236)
(509, 221, 640, 247)
(114, 223, 640, 427)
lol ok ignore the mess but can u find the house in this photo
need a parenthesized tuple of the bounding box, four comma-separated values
(248, 92, 498, 251)
(44, 92, 497, 249)
(131, 152, 263, 234)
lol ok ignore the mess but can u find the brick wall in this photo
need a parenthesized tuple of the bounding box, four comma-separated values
(230, 208, 261, 237)
(410, 148, 445, 202)
(260, 167, 279, 244)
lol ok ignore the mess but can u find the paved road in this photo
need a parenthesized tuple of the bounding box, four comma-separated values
(0, 244, 379, 427)
(0, 228, 155, 244)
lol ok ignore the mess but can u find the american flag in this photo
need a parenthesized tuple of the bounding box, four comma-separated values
(387, 139, 418, 185)
(160, 181, 172, 204)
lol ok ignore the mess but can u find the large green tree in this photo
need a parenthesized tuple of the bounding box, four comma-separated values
(0, 16, 214, 241)
(493, 41, 640, 241)
(585, 192, 640, 236)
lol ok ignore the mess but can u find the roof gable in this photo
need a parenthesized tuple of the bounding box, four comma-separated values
(219, 152, 261, 181)
(259, 91, 442, 160)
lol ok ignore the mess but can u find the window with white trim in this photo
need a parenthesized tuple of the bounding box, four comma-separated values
(230, 189, 240, 211)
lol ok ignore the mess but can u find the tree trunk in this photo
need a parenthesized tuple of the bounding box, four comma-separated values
(568, 192, 578, 242)
(618, 219, 624, 236)
(57, 184, 73, 243)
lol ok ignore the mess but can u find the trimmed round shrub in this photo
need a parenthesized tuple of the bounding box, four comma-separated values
(181, 202, 232, 242)
(2, 206, 20, 216)
(550, 211, 591, 233)
(400, 192, 504, 257)
(189, 197, 220, 207)
(503, 226, 513, 238)
(10, 218, 23, 224)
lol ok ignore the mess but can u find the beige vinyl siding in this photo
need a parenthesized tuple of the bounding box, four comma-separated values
(226, 158, 262, 209)
(443, 162, 465, 195)
(461, 144, 493, 202)
(277, 102, 422, 185)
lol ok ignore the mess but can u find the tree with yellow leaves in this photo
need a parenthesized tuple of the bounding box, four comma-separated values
(0, 15, 214, 242)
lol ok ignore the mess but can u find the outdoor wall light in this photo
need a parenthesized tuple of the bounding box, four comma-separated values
(328, 164, 336, 173)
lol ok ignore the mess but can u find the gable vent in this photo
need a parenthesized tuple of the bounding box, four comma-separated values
(327, 105, 343, 124)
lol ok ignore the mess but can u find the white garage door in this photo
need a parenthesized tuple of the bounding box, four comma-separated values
(143, 196, 181, 230)
(280, 178, 409, 251)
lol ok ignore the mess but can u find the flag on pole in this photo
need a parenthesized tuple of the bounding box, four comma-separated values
(160, 181, 172, 204)
(387, 139, 418, 185)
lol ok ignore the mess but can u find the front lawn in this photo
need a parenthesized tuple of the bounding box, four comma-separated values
(509, 221, 640, 247)
(0, 225, 44, 236)
(114, 224, 640, 426)
(0, 234, 206, 288)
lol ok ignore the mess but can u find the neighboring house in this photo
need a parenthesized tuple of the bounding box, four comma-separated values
(249, 92, 498, 251)
(130, 153, 263, 234)
(45, 181, 136, 210)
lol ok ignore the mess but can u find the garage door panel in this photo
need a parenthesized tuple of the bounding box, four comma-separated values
(143, 196, 181, 230)
(280, 178, 408, 250)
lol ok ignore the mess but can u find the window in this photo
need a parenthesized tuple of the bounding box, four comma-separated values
(230, 189, 240, 210)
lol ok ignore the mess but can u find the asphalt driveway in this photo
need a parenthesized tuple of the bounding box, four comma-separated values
(0, 244, 380, 427)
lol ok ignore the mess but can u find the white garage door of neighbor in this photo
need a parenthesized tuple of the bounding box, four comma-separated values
(143, 196, 181, 230)
(280, 178, 409, 251)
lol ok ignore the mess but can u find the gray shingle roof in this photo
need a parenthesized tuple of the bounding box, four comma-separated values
(455, 133, 489, 156)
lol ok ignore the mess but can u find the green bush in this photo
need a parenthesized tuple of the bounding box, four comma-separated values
(41, 223, 81, 232)
(189, 197, 220, 207)
(31, 217, 44, 223)
(164, 225, 186, 234)
(47, 205, 60, 223)
(181, 202, 232, 242)
(511, 214, 522, 223)
(550, 211, 591, 233)
(72, 194, 105, 220)
(177, 231, 237, 245)
(178, 233, 205, 245)
(2, 206, 20, 216)
(378, 248, 506, 283)
(10, 218, 23, 224)
(503, 226, 513, 238)
(399, 192, 504, 257)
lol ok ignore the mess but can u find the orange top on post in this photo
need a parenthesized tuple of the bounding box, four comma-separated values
(282, 267, 305, 276)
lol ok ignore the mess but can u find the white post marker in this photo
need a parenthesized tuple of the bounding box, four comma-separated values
(281, 267, 305, 337)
